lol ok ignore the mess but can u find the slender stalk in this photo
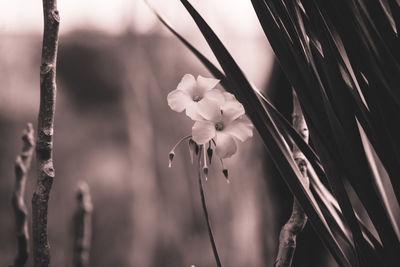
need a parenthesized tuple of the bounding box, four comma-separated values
(11, 123, 35, 267)
(197, 147, 222, 267)
(274, 91, 310, 267)
(73, 182, 93, 267)
(32, 1, 59, 266)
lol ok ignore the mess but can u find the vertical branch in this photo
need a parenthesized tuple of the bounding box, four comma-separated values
(73, 182, 93, 267)
(274, 91, 310, 267)
(32, 1, 59, 267)
(11, 123, 35, 267)
(197, 147, 222, 267)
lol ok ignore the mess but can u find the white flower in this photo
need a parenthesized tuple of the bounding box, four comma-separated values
(192, 92, 254, 158)
(167, 74, 224, 120)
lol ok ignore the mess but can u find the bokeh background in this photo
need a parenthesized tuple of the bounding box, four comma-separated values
(1, 1, 335, 266)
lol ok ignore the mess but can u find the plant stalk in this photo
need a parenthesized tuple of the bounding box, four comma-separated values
(198, 148, 222, 267)
(73, 182, 93, 267)
(274, 91, 310, 267)
(11, 123, 35, 267)
(32, 1, 59, 266)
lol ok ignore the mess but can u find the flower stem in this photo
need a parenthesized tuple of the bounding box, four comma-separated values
(170, 135, 192, 152)
(197, 149, 222, 267)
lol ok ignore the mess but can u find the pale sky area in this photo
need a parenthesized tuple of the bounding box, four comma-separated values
(0, 0, 263, 36)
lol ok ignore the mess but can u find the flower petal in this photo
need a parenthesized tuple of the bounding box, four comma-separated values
(224, 116, 254, 142)
(177, 74, 196, 96)
(167, 89, 192, 112)
(192, 121, 216, 144)
(197, 97, 222, 122)
(197, 75, 220, 92)
(222, 94, 245, 123)
(186, 102, 204, 121)
(223, 91, 236, 101)
(215, 132, 237, 158)
(205, 89, 225, 105)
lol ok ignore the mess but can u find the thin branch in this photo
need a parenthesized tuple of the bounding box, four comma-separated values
(274, 91, 310, 267)
(32, 1, 59, 267)
(11, 123, 35, 267)
(73, 181, 93, 267)
(197, 147, 222, 267)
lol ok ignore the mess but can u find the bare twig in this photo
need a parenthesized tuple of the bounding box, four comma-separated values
(73, 181, 93, 267)
(11, 123, 35, 267)
(32, 1, 59, 266)
(197, 147, 222, 267)
(274, 91, 310, 267)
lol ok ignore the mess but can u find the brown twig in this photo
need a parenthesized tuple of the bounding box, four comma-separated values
(32, 1, 59, 266)
(11, 123, 35, 267)
(274, 91, 310, 267)
(73, 181, 93, 267)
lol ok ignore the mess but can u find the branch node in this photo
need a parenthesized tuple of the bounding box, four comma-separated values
(43, 163, 55, 178)
(40, 64, 53, 75)
(51, 10, 60, 23)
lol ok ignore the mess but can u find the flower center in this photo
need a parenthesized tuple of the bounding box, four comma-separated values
(193, 95, 202, 102)
(215, 122, 224, 131)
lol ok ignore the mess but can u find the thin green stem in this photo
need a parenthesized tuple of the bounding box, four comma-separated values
(197, 148, 222, 267)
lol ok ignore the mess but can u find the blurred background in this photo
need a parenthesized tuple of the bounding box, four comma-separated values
(0, 1, 335, 266)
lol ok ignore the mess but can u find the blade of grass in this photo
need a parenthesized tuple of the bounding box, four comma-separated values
(251, 2, 377, 265)
(303, 2, 400, 256)
(260, 2, 400, 264)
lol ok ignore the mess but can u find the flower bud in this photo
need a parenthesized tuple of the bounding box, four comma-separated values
(203, 166, 209, 176)
(223, 169, 228, 179)
(207, 147, 213, 164)
(168, 151, 175, 168)
(188, 139, 198, 164)
(223, 169, 230, 183)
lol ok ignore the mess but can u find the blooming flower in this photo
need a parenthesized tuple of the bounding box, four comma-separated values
(192, 92, 254, 158)
(167, 74, 224, 120)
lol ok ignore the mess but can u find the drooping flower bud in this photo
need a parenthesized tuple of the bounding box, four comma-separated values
(203, 166, 209, 176)
(188, 138, 199, 164)
(222, 169, 228, 179)
(194, 141, 200, 155)
(223, 169, 230, 183)
(203, 145, 208, 181)
(168, 151, 175, 168)
(168, 135, 192, 168)
(207, 146, 213, 164)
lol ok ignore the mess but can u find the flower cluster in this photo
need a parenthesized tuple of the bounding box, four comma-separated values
(167, 74, 254, 179)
